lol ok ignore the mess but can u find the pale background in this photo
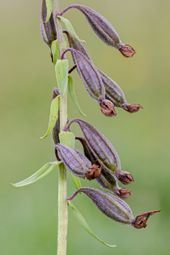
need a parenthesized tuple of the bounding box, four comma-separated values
(0, 0, 169, 254)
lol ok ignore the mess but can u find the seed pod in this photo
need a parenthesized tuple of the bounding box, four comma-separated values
(62, 48, 105, 100)
(62, 48, 116, 117)
(40, 0, 57, 46)
(68, 187, 134, 224)
(77, 136, 131, 198)
(55, 144, 101, 180)
(68, 187, 160, 228)
(100, 71, 142, 113)
(67, 119, 121, 172)
(61, 4, 135, 57)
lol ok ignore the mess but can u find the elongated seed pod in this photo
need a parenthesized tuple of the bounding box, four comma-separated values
(40, 0, 57, 46)
(62, 48, 116, 116)
(55, 144, 101, 180)
(68, 187, 160, 228)
(67, 119, 121, 172)
(65, 33, 140, 114)
(61, 4, 135, 57)
(77, 136, 131, 197)
(68, 187, 134, 224)
(62, 48, 105, 100)
(100, 71, 142, 113)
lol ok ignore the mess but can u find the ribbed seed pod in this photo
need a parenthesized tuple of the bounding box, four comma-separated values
(55, 144, 101, 180)
(68, 187, 134, 224)
(40, 0, 57, 46)
(62, 48, 116, 116)
(100, 71, 142, 113)
(62, 48, 105, 100)
(77, 136, 131, 198)
(64, 33, 140, 114)
(68, 187, 160, 228)
(67, 119, 121, 172)
(61, 4, 135, 57)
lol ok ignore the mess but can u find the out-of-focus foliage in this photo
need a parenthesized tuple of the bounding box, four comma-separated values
(0, 0, 169, 254)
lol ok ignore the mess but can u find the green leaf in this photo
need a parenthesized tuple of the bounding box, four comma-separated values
(45, 0, 53, 22)
(59, 131, 75, 148)
(55, 59, 69, 96)
(58, 16, 84, 42)
(12, 161, 61, 188)
(69, 202, 116, 248)
(51, 40, 60, 64)
(41, 95, 60, 139)
(71, 175, 81, 189)
(68, 76, 86, 117)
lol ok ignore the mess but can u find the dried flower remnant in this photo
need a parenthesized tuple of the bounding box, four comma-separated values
(68, 187, 160, 228)
(60, 4, 135, 57)
(55, 144, 101, 180)
(40, 0, 57, 47)
(115, 169, 134, 185)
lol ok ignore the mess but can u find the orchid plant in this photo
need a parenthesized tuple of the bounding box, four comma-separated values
(13, 1, 159, 255)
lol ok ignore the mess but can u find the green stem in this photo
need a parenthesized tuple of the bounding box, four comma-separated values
(55, 1, 68, 255)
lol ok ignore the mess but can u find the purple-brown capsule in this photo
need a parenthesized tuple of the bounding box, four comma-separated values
(66, 119, 121, 172)
(77, 136, 131, 198)
(100, 71, 142, 113)
(68, 187, 160, 228)
(55, 144, 101, 180)
(68, 187, 134, 224)
(64, 32, 138, 115)
(61, 4, 135, 57)
(40, 0, 57, 46)
(62, 48, 105, 100)
(62, 48, 115, 117)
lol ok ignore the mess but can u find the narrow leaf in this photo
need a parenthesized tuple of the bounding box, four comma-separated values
(58, 16, 84, 42)
(12, 161, 61, 188)
(69, 202, 116, 248)
(59, 131, 75, 148)
(41, 95, 60, 139)
(45, 0, 53, 22)
(55, 59, 69, 96)
(68, 76, 86, 116)
(71, 175, 81, 189)
(51, 40, 60, 64)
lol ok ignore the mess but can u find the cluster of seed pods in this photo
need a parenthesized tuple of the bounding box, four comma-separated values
(41, 1, 159, 230)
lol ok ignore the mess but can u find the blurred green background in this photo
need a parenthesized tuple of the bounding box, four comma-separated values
(0, 0, 170, 254)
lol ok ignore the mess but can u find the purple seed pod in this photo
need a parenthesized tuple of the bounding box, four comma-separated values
(68, 187, 160, 228)
(62, 48, 116, 117)
(62, 48, 105, 100)
(66, 119, 121, 172)
(60, 4, 135, 57)
(40, 0, 57, 46)
(100, 71, 142, 113)
(68, 187, 134, 224)
(55, 144, 101, 180)
(64, 33, 139, 115)
(76, 136, 131, 198)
